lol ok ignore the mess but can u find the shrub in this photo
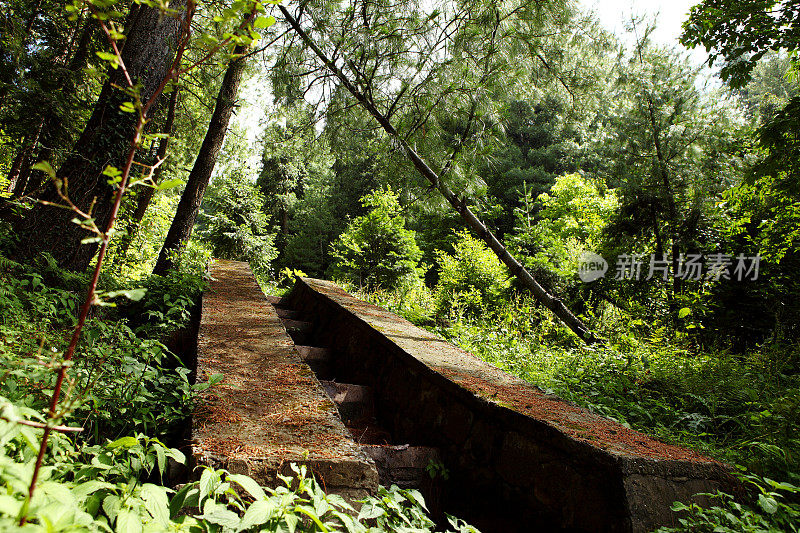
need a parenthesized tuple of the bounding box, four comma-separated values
(657, 475, 800, 533)
(434, 230, 510, 318)
(196, 169, 278, 279)
(329, 186, 424, 291)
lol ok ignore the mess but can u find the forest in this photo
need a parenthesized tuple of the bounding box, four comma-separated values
(0, 0, 799, 530)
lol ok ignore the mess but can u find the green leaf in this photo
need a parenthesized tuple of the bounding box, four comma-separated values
(678, 307, 692, 319)
(102, 495, 121, 522)
(141, 484, 170, 525)
(238, 500, 275, 530)
(72, 480, 115, 499)
(117, 509, 144, 533)
(107, 436, 139, 449)
(119, 101, 136, 113)
(200, 500, 241, 528)
(198, 469, 214, 505)
(169, 485, 197, 519)
(155, 445, 166, 477)
(357, 500, 384, 520)
(228, 474, 267, 501)
(758, 493, 778, 514)
(95, 51, 117, 62)
(155, 178, 184, 190)
(0, 495, 22, 516)
(32, 161, 56, 179)
(284, 513, 299, 533)
(254, 15, 276, 29)
(105, 289, 147, 302)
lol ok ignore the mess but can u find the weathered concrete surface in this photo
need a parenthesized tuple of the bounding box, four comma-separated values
(282, 277, 736, 533)
(192, 260, 378, 497)
(320, 381, 374, 423)
(363, 445, 441, 489)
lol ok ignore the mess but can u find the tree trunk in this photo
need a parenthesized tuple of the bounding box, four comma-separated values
(9, 119, 44, 198)
(118, 85, 180, 255)
(12, 2, 186, 271)
(33, 16, 98, 172)
(6, 141, 28, 195)
(152, 47, 248, 275)
(279, 5, 599, 344)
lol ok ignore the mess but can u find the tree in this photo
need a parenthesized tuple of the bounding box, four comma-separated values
(329, 186, 423, 290)
(116, 84, 180, 256)
(483, 97, 587, 237)
(594, 37, 740, 323)
(509, 172, 617, 291)
(681, 0, 800, 89)
(12, 0, 190, 271)
(153, 43, 251, 275)
(276, 0, 600, 343)
(680, 0, 800, 344)
(434, 230, 510, 318)
(196, 167, 277, 277)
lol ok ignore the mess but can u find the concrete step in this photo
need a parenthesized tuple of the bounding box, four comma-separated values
(296, 346, 333, 379)
(320, 381, 374, 423)
(193, 261, 378, 501)
(362, 444, 441, 489)
(296, 345, 332, 363)
(275, 307, 301, 320)
(281, 319, 314, 344)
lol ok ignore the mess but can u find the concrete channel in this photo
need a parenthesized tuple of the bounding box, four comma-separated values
(191, 259, 736, 532)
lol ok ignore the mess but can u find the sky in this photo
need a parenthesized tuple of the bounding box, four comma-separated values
(231, 0, 713, 169)
(580, 0, 708, 64)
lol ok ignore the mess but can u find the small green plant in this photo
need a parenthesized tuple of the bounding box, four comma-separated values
(426, 459, 450, 481)
(330, 186, 424, 291)
(434, 230, 510, 319)
(657, 474, 800, 533)
(279, 267, 308, 289)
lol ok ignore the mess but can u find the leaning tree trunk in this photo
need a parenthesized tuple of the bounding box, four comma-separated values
(12, 2, 185, 271)
(152, 47, 248, 276)
(279, 5, 599, 344)
(118, 85, 180, 256)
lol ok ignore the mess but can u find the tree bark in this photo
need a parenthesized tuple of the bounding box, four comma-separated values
(152, 47, 248, 275)
(278, 5, 599, 344)
(6, 139, 29, 196)
(118, 85, 180, 255)
(9, 119, 44, 198)
(31, 16, 98, 178)
(12, 2, 186, 271)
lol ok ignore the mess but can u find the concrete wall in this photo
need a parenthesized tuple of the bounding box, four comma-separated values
(282, 278, 736, 533)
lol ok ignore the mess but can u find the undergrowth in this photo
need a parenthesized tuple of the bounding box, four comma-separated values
(0, 252, 476, 531)
(351, 281, 800, 531)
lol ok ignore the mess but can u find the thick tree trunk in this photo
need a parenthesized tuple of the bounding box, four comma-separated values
(279, 5, 599, 344)
(33, 17, 98, 174)
(118, 86, 180, 255)
(152, 47, 248, 275)
(12, 3, 185, 271)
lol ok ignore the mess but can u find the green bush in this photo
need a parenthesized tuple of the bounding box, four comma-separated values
(196, 170, 277, 279)
(433, 231, 510, 319)
(0, 253, 200, 444)
(0, 400, 478, 532)
(329, 186, 424, 291)
(656, 475, 800, 533)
